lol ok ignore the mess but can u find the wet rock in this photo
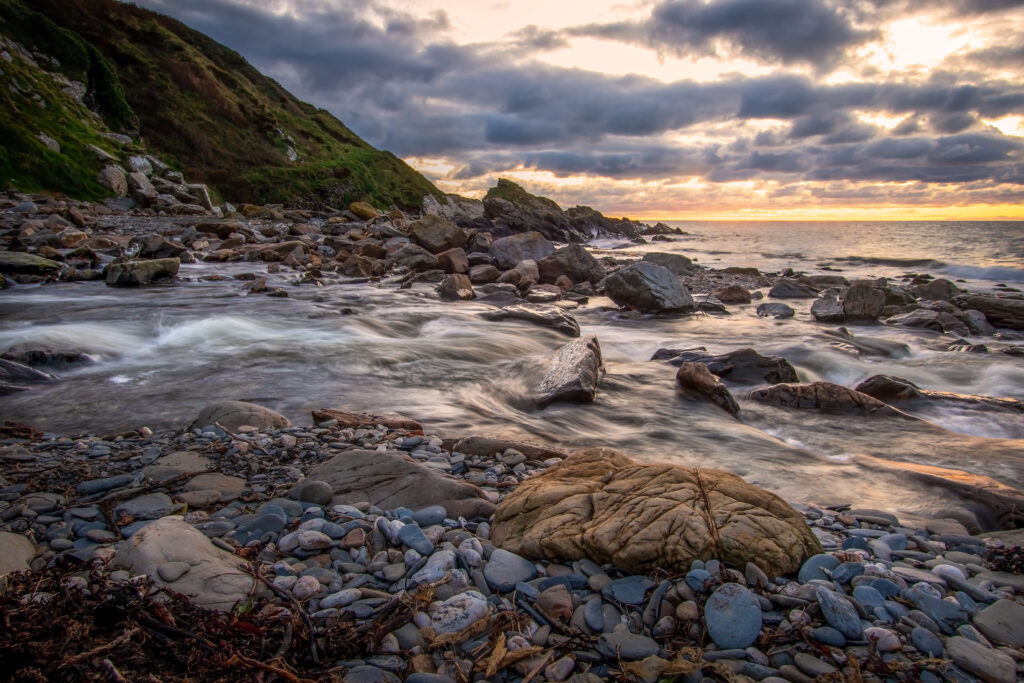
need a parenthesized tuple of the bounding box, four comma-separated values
(704, 583, 763, 649)
(912, 278, 962, 301)
(756, 302, 794, 319)
(713, 285, 752, 304)
(952, 294, 1024, 330)
(114, 517, 257, 611)
(0, 251, 63, 276)
(855, 375, 922, 401)
(885, 308, 968, 336)
(491, 448, 821, 577)
(480, 303, 580, 337)
(538, 244, 605, 285)
(0, 359, 57, 389)
(769, 279, 817, 298)
(812, 293, 846, 324)
(675, 362, 740, 416)
(490, 232, 555, 270)
(641, 252, 694, 276)
(0, 531, 35, 575)
(842, 281, 886, 321)
(296, 449, 494, 519)
(605, 262, 695, 313)
(749, 381, 904, 416)
(190, 401, 291, 432)
(654, 347, 798, 385)
(535, 336, 602, 407)
(438, 274, 475, 301)
(389, 243, 438, 271)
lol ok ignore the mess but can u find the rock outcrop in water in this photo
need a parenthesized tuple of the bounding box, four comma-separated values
(749, 381, 906, 416)
(534, 335, 603, 406)
(605, 261, 695, 313)
(490, 448, 822, 576)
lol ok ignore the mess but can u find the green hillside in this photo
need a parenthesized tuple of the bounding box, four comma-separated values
(0, 0, 440, 209)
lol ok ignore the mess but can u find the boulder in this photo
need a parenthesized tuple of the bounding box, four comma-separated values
(605, 262, 695, 313)
(676, 362, 740, 415)
(294, 449, 495, 519)
(654, 347, 798, 385)
(189, 401, 291, 432)
(490, 232, 554, 270)
(535, 336, 603, 407)
(811, 293, 845, 323)
(0, 359, 57, 386)
(842, 281, 885, 321)
(438, 274, 475, 300)
(130, 234, 187, 260)
(483, 179, 583, 242)
(436, 247, 469, 274)
(127, 171, 157, 205)
(312, 408, 423, 434)
(409, 215, 467, 254)
(952, 294, 1024, 330)
(388, 243, 438, 271)
(97, 165, 128, 196)
(886, 308, 969, 336)
(105, 258, 180, 286)
(749, 381, 905, 416)
(712, 285, 752, 304)
(912, 278, 962, 301)
(490, 448, 822, 577)
(854, 375, 922, 401)
(480, 303, 581, 337)
(641, 252, 694, 276)
(538, 244, 605, 285)
(769, 279, 818, 298)
(113, 517, 257, 612)
(0, 531, 35, 575)
(0, 251, 63, 276)
(468, 264, 501, 284)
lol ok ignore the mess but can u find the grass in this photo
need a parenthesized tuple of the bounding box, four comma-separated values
(0, 0, 441, 209)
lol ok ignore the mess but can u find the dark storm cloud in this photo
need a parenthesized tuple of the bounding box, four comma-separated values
(569, 0, 877, 69)
(131, 0, 1024, 197)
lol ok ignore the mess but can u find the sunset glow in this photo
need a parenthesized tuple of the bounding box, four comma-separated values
(134, 0, 1024, 219)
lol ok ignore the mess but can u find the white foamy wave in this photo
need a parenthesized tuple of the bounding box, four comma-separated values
(933, 263, 1024, 284)
(0, 322, 144, 356)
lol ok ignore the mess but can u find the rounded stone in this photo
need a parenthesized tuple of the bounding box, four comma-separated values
(483, 548, 536, 592)
(815, 586, 863, 640)
(601, 575, 655, 605)
(292, 480, 333, 505)
(798, 554, 839, 583)
(809, 626, 846, 647)
(911, 626, 943, 657)
(704, 583, 763, 649)
(411, 505, 447, 527)
(596, 632, 660, 660)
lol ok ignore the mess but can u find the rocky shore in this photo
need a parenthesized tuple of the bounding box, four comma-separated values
(2, 188, 1024, 682)
(1, 399, 1022, 682)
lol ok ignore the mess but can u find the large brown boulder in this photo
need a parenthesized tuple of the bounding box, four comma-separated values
(296, 449, 495, 519)
(842, 281, 885, 321)
(676, 362, 740, 415)
(491, 449, 821, 577)
(538, 244, 605, 285)
(409, 215, 468, 254)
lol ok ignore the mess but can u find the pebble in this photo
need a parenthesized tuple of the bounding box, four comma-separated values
(411, 505, 447, 527)
(863, 626, 901, 651)
(797, 554, 839, 583)
(911, 626, 943, 657)
(431, 591, 489, 635)
(602, 575, 655, 605)
(946, 635, 1018, 683)
(809, 626, 846, 647)
(483, 548, 536, 592)
(815, 587, 863, 640)
(397, 523, 434, 556)
(704, 583, 762, 649)
(596, 632, 659, 660)
(292, 575, 321, 600)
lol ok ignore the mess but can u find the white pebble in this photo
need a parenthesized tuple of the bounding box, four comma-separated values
(864, 626, 901, 652)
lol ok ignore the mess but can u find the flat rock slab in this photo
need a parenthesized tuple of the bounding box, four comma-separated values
(142, 450, 212, 484)
(114, 516, 257, 612)
(480, 303, 581, 337)
(491, 448, 821, 577)
(189, 401, 290, 432)
(973, 599, 1024, 647)
(749, 381, 906, 416)
(312, 408, 423, 434)
(0, 531, 35, 575)
(946, 635, 1018, 683)
(294, 449, 494, 519)
(535, 335, 602, 407)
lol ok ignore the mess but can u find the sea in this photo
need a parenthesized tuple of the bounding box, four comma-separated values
(2, 220, 1023, 526)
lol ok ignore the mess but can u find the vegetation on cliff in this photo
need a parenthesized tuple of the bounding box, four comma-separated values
(0, 0, 440, 209)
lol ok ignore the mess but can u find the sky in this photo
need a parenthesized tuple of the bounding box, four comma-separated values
(132, 0, 1024, 219)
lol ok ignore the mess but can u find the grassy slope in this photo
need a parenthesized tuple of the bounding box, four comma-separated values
(1, 0, 440, 209)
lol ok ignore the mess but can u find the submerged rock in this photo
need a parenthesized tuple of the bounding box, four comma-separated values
(952, 294, 1024, 330)
(655, 347, 799, 385)
(535, 336, 602, 407)
(490, 448, 821, 577)
(480, 302, 580, 337)
(842, 281, 886, 321)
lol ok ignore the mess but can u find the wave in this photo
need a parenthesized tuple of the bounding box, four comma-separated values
(834, 256, 1024, 283)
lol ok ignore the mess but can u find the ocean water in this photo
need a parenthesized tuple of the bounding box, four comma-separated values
(2, 220, 1023, 526)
